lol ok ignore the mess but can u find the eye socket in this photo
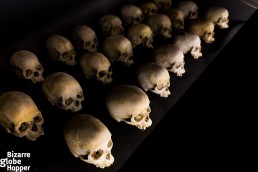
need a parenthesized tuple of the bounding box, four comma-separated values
(108, 66, 112, 73)
(107, 139, 113, 148)
(98, 71, 106, 78)
(19, 122, 29, 132)
(36, 64, 43, 71)
(134, 114, 144, 122)
(151, 9, 156, 13)
(65, 97, 73, 106)
(93, 38, 98, 44)
(85, 41, 91, 47)
(25, 69, 33, 77)
(91, 149, 103, 160)
(33, 115, 41, 122)
(77, 93, 83, 99)
(80, 153, 89, 160)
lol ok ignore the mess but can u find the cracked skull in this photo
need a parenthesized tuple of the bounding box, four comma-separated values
(153, 0, 172, 11)
(103, 35, 133, 66)
(173, 32, 202, 59)
(106, 85, 152, 130)
(10, 50, 44, 84)
(64, 114, 114, 168)
(46, 35, 76, 65)
(80, 52, 112, 84)
(73, 25, 98, 52)
(139, 2, 158, 19)
(126, 23, 153, 48)
(120, 5, 143, 26)
(189, 19, 215, 43)
(166, 8, 185, 30)
(204, 7, 229, 29)
(0, 91, 44, 141)
(137, 62, 170, 97)
(99, 15, 124, 37)
(42, 72, 84, 112)
(153, 44, 185, 76)
(178, 0, 198, 19)
(146, 13, 172, 39)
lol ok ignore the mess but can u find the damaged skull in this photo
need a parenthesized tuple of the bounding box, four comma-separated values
(10, 50, 44, 84)
(153, 44, 185, 76)
(42, 72, 84, 112)
(73, 25, 98, 52)
(64, 114, 114, 168)
(139, 2, 158, 19)
(189, 19, 215, 43)
(178, 0, 198, 19)
(137, 62, 170, 97)
(126, 23, 153, 48)
(146, 13, 172, 39)
(46, 35, 76, 65)
(204, 7, 229, 29)
(99, 15, 124, 37)
(120, 5, 143, 26)
(80, 52, 112, 84)
(106, 85, 152, 130)
(166, 8, 185, 30)
(0, 91, 44, 141)
(103, 35, 134, 66)
(153, 0, 172, 11)
(173, 32, 202, 59)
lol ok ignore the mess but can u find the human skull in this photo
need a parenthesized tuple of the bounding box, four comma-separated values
(99, 15, 124, 37)
(178, 0, 198, 19)
(126, 23, 154, 48)
(72, 25, 98, 52)
(106, 85, 152, 130)
(153, 0, 172, 11)
(64, 114, 114, 168)
(46, 35, 76, 65)
(166, 8, 185, 30)
(173, 32, 202, 59)
(103, 35, 134, 66)
(146, 14, 172, 39)
(10, 50, 44, 84)
(139, 2, 158, 19)
(120, 5, 143, 26)
(153, 44, 185, 76)
(0, 91, 44, 141)
(42, 72, 84, 112)
(204, 7, 229, 29)
(80, 52, 112, 84)
(189, 20, 215, 43)
(137, 62, 170, 97)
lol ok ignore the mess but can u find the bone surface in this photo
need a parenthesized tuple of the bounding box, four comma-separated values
(46, 35, 76, 65)
(72, 25, 98, 51)
(120, 5, 143, 26)
(42, 72, 84, 112)
(139, 2, 158, 19)
(178, 0, 198, 19)
(106, 85, 152, 130)
(64, 114, 114, 168)
(80, 52, 112, 84)
(166, 8, 185, 30)
(103, 35, 134, 66)
(99, 15, 124, 37)
(137, 62, 171, 97)
(204, 7, 229, 29)
(153, 0, 172, 11)
(10, 50, 44, 84)
(0, 91, 44, 141)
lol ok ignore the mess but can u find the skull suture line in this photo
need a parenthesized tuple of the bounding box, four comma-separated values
(73, 25, 98, 52)
(42, 72, 84, 112)
(103, 35, 134, 66)
(46, 35, 76, 65)
(0, 91, 44, 141)
(99, 15, 124, 37)
(80, 52, 112, 84)
(10, 50, 44, 84)
(64, 114, 114, 168)
(137, 62, 171, 97)
(204, 7, 229, 29)
(106, 85, 152, 130)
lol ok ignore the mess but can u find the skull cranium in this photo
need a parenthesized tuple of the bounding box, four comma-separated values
(99, 15, 124, 37)
(46, 35, 76, 65)
(120, 5, 143, 26)
(10, 50, 44, 83)
(126, 23, 154, 48)
(0, 91, 44, 141)
(80, 52, 112, 84)
(178, 0, 198, 19)
(42, 72, 84, 112)
(166, 8, 185, 30)
(153, 0, 172, 12)
(103, 35, 134, 66)
(139, 2, 158, 19)
(137, 62, 171, 97)
(64, 114, 114, 168)
(153, 44, 185, 76)
(72, 25, 98, 52)
(204, 7, 229, 29)
(106, 85, 152, 130)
